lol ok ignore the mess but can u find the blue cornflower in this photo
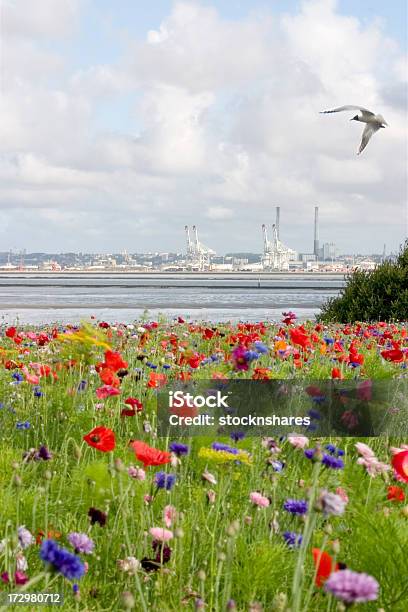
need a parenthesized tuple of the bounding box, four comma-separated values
(154, 472, 177, 491)
(16, 421, 30, 430)
(254, 341, 268, 354)
(308, 409, 321, 420)
(77, 380, 87, 392)
(270, 460, 284, 472)
(283, 499, 308, 515)
(211, 442, 239, 455)
(322, 454, 344, 470)
(162, 364, 171, 369)
(230, 431, 245, 442)
(244, 350, 259, 361)
(40, 540, 85, 580)
(169, 442, 189, 456)
(33, 386, 43, 398)
(324, 337, 334, 345)
(325, 444, 344, 457)
(283, 531, 302, 548)
(146, 362, 157, 369)
(312, 396, 326, 404)
(12, 372, 23, 383)
(304, 448, 316, 460)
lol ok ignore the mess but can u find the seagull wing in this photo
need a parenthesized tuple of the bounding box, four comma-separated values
(358, 123, 380, 155)
(320, 105, 375, 117)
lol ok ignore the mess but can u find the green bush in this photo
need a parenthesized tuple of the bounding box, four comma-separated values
(318, 241, 408, 322)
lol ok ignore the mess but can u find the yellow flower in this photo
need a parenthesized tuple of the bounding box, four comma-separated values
(198, 447, 252, 465)
(56, 322, 111, 350)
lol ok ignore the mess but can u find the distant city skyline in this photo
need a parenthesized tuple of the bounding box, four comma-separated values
(0, 0, 407, 253)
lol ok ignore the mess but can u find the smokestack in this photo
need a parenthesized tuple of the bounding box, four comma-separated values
(276, 206, 280, 240)
(314, 206, 319, 257)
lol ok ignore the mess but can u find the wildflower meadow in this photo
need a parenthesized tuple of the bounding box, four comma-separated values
(0, 315, 408, 611)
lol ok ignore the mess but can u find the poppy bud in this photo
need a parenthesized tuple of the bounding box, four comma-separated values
(197, 569, 206, 581)
(121, 591, 135, 610)
(271, 592, 287, 612)
(13, 474, 22, 487)
(73, 444, 82, 460)
(331, 539, 341, 554)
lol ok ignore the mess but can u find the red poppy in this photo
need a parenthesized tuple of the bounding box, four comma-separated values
(331, 367, 343, 379)
(289, 328, 311, 350)
(5, 326, 17, 338)
(130, 441, 171, 467)
(312, 548, 339, 587)
(387, 485, 405, 502)
(392, 450, 408, 483)
(349, 349, 364, 365)
(99, 367, 120, 387)
(147, 372, 167, 388)
(121, 397, 143, 417)
(103, 350, 128, 372)
(84, 426, 116, 452)
(381, 349, 404, 363)
(124, 397, 143, 410)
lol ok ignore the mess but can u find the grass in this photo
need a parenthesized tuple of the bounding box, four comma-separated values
(0, 317, 407, 611)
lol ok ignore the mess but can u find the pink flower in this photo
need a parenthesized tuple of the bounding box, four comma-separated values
(96, 385, 121, 399)
(149, 528, 173, 542)
(249, 492, 270, 507)
(287, 434, 309, 449)
(128, 466, 146, 481)
(355, 443, 376, 459)
(357, 457, 390, 477)
(163, 505, 177, 528)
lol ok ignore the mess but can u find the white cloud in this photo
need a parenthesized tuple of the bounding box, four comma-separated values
(0, 0, 406, 253)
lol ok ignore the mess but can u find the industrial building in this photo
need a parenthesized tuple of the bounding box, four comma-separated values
(184, 225, 216, 271)
(261, 206, 297, 271)
(181, 207, 338, 272)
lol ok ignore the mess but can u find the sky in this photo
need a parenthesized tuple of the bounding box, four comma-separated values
(0, 0, 407, 255)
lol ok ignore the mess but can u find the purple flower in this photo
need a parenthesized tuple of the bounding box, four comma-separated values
(282, 531, 302, 548)
(324, 569, 379, 603)
(283, 499, 308, 515)
(230, 431, 245, 442)
(169, 442, 189, 456)
(318, 490, 347, 516)
(68, 532, 95, 554)
(154, 472, 177, 491)
(231, 346, 250, 371)
(304, 448, 316, 460)
(40, 540, 85, 580)
(322, 454, 344, 470)
(152, 540, 172, 563)
(37, 445, 52, 460)
(18, 526, 34, 549)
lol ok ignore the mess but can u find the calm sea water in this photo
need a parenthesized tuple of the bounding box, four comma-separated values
(0, 273, 344, 324)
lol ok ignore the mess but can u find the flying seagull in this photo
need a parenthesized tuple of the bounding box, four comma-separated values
(320, 105, 388, 154)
